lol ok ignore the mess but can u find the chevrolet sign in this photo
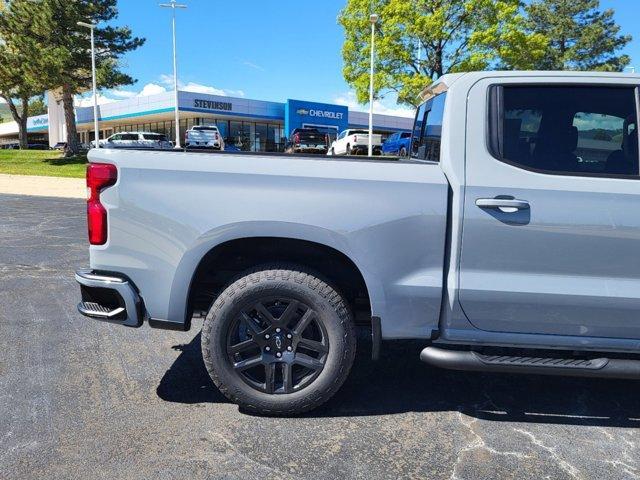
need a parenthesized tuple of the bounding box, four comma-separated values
(298, 108, 344, 120)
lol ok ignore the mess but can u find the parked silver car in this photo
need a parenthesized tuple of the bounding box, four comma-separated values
(95, 132, 172, 149)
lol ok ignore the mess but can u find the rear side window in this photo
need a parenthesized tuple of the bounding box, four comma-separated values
(411, 93, 446, 161)
(489, 86, 639, 176)
(142, 133, 167, 141)
(120, 134, 139, 141)
(400, 132, 412, 139)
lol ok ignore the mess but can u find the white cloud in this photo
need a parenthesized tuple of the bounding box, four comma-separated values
(138, 83, 167, 96)
(110, 89, 137, 99)
(242, 61, 265, 71)
(159, 73, 244, 97)
(74, 93, 120, 107)
(181, 82, 226, 96)
(333, 91, 415, 118)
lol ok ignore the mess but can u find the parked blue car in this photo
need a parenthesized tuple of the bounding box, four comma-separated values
(381, 131, 412, 157)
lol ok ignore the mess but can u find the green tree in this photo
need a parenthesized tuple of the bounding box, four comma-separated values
(526, 0, 631, 71)
(339, 0, 548, 107)
(29, 96, 47, 116)
(0, 0, 63, 148)
(30, 0, 144, 155)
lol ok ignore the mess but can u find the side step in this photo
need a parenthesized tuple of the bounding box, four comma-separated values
(420, 346, 640, 379)
(78, 301, 125, 319)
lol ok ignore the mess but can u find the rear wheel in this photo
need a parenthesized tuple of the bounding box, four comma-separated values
(399, 146, 407, 158)
(201, 265, 356, 415)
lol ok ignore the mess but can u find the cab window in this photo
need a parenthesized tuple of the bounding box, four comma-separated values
(412, 93, 446, 161)
(489, 86, 639, 176)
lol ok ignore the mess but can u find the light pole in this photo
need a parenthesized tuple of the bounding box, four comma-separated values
(160, 0, 187, 149)
(77, 21, 99, 148)
(368, 13, 378, 157)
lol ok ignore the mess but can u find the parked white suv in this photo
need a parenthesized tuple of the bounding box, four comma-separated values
(328, 129, 382, 155)
(185, 125, 224, 150)
(98, 132, 172, 149)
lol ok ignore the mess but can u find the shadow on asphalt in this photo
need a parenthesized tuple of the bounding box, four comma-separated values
(157, 333, 640, 427)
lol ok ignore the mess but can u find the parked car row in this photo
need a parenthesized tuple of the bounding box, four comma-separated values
(282, 127, 414, 158)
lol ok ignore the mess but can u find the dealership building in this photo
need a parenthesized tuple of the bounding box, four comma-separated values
(0, 89, 413, 151)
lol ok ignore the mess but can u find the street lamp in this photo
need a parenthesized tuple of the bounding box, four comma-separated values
(77, 21, 99, 148)
(160, 0, 187, 149)
(368, 13, 378, 157)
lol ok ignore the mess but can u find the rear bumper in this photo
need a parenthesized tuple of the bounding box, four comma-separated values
(75, 269, 144, 327)
(294, 145, 328, 154)
(351, 145, 382, 155)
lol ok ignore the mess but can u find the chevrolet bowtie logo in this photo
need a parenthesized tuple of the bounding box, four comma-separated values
(296, 108, 310, 115)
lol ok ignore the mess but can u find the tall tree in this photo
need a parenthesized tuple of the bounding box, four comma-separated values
(29, 96, 48, 117)
(0, 0, 63, 149)
(526, 0, 631, 71)
(30, 0, 144, 155)
(339, 0, 548, 107)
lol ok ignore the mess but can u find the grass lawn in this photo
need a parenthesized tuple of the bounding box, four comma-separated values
(0, 149, 87, 178)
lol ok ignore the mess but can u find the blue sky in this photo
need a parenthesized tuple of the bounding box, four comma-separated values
(87, 0, 639, 117)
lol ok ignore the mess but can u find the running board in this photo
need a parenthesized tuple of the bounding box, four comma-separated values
(420, 346, 640, 379)
(78, 301, 125, 319)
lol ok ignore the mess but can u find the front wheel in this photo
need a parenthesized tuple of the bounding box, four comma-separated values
(201, 265, 356, 415)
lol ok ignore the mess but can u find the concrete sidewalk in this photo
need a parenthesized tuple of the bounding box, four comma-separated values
(0, 173, 85, 199)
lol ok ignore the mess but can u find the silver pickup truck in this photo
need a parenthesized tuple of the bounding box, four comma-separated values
(76, 71, 640, 415)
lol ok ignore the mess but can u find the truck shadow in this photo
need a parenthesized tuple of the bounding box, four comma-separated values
(157, 333, 640, 427)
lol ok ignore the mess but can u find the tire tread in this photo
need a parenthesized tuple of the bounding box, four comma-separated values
(201, 263, 356, 416)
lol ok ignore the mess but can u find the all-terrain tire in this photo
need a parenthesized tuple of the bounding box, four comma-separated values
(201, 264, 356, 416)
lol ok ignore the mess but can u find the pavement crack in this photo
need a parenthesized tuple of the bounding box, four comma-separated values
(604, 459, 638, 478)
(514, 428, 582, 480)
(208, 430, 295, 479)
(450, 412, 531, 480)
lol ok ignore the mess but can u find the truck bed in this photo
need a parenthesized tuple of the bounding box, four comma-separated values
(88, 148, 449, 338)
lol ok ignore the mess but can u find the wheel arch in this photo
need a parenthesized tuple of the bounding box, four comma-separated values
(168, 223, 380, 329)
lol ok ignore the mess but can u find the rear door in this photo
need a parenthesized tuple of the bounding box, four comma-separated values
(459, 79, 640, 340)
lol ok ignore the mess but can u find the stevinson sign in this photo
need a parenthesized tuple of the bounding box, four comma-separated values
(296, 108, 344, 120)
(193, 99, 232, 111)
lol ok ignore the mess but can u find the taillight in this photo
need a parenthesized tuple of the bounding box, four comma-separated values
(86, 163, 117, 245)
(294, 133, 300, 144)
(354, 135, 358, 143)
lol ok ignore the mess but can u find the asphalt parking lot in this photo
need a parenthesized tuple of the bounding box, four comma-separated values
(1, 193, 639, 480)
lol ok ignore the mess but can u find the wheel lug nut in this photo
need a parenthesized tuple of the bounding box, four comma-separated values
(287, 346, 292, 351)
(264, 334, 270, 339)
(275, 328, 281, 333)
(265, 346, 271, 351)
(286, 333, 292, 339)
(276, 352, 282, 358)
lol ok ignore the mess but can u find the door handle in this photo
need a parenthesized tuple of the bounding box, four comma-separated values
(476, 198, 530, 211)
